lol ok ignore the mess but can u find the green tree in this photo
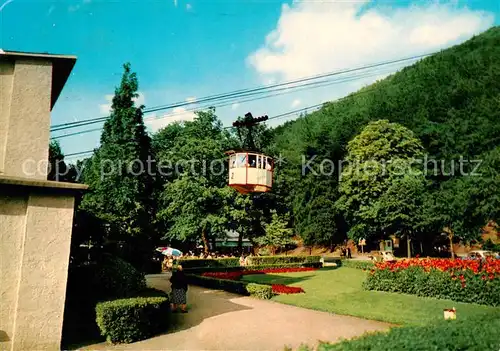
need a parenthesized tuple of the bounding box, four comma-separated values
(337, 120, 425, 242)
(423, 178, 486, 258)
(154, 109, 232, 253)
(157, 175, 228, 253)
(255, 211, 294, 254)
(80, 63, 155, 269)
(48, 140, 77, 182)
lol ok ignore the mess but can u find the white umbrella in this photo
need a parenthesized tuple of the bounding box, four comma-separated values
(160, 247, 183, 257)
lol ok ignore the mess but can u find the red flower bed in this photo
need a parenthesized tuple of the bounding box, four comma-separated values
(364, 257, 500, 306)
(200, 267, 316, 294)
(373, 257, 500, 275)
(272, 284, 304, 294)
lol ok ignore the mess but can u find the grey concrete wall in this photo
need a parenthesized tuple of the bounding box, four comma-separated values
(0, 188, 75, 351)
(0, 59, 52, 180)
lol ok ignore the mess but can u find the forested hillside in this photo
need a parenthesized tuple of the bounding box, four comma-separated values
(271, 26, 500, 249)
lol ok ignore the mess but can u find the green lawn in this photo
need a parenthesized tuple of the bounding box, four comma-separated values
(241, 267, 500, 326)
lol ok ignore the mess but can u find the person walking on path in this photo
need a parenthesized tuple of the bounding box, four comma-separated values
(170, 265, 188, 313)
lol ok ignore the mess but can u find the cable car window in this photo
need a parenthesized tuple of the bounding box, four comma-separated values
(248, 154, 257, 168)
(230, 155, 236, 168)
(266, 157, 273, 171)
(237, 154, 247, 167)
(257, 155, 264, 169)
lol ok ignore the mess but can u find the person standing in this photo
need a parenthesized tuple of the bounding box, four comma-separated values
(170, 265, 188, 313)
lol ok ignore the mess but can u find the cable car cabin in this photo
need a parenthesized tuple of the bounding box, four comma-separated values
(226, 150, 273, 194)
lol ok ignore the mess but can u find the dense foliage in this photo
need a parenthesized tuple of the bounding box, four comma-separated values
(95, 290, 170, 344)
(273, 26, 500, 248)
(363, 258, 500, 306)
(304, 312, 500, 351)
(62, 255, 147, 346)
(79, 63, 156, 269)
(245, 255, 321, 266)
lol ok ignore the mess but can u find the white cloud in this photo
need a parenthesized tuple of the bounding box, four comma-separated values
(231, 103, 240, 110)
(144, 107, 197, 132)
(248, 0, 494, 82)
(185, 96, 197, 103)
(291, 99, 301, 108)
(99, 91, 146, 115)
(98, 94, 114, 115)
(133, 92, 146, 107)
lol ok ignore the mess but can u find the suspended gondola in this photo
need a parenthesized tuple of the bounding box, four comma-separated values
(226, 112, 273, 194)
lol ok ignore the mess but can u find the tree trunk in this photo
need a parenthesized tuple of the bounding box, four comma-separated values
(201, 229, 209, 255)
(449, 231, 455, 259)
(407, 235, 411, 258)
(443, 227, 455, 259)
(420, 241, 423, 255)
(237, 232, 243, 253)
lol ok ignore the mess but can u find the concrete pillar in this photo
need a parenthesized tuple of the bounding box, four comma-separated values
(0, 50, 86, 351)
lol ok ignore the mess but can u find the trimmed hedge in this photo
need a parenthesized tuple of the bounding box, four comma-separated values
(339, 260, 374, 270)
(246, 255, 321, 266)
(95, 289, 170, 344)
(246, 283, 274, 299)
(363, 265, 500, 306)
(186, 274, 273, 299)
(303, 312, 500, 351)
(178, 257, 239, 268)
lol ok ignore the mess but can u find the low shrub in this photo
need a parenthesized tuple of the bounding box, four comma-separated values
(364, 258, 500, 306)
(178, 257, 239, 269)
(340, 260, 374, 270)
(246, 283, 274, 299)
(186, 274, 273, 298)
(91, 255, 147, 300)
(308, 312, 500, 351)
(246, 255, 321, 266)
(95, 292, 170, 344)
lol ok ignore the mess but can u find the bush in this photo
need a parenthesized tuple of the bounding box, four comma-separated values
(246, 283, 274, 299)
(95, 292, 170, 344)
(186, 274, 273, 299)
(178, 257, 240, 269)
(363, 259, 500, 306)
(310, 312, 500, 351)
(246, 255, 321, 266)
(62, 255, 147, 347)
(340, 260, 374, 270)
(80, 254, 147, 301)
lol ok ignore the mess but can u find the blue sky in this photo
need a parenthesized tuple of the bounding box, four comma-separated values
(0, 0, 498, 161)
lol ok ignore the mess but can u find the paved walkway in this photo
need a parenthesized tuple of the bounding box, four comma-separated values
(80, 274, 392, 351)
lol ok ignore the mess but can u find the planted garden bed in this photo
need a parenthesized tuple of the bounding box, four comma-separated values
(364, 258, 500, 306)
(187, 267, 316, 297)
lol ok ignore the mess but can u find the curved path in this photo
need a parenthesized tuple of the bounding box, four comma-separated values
(81, 274, 392, 351)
